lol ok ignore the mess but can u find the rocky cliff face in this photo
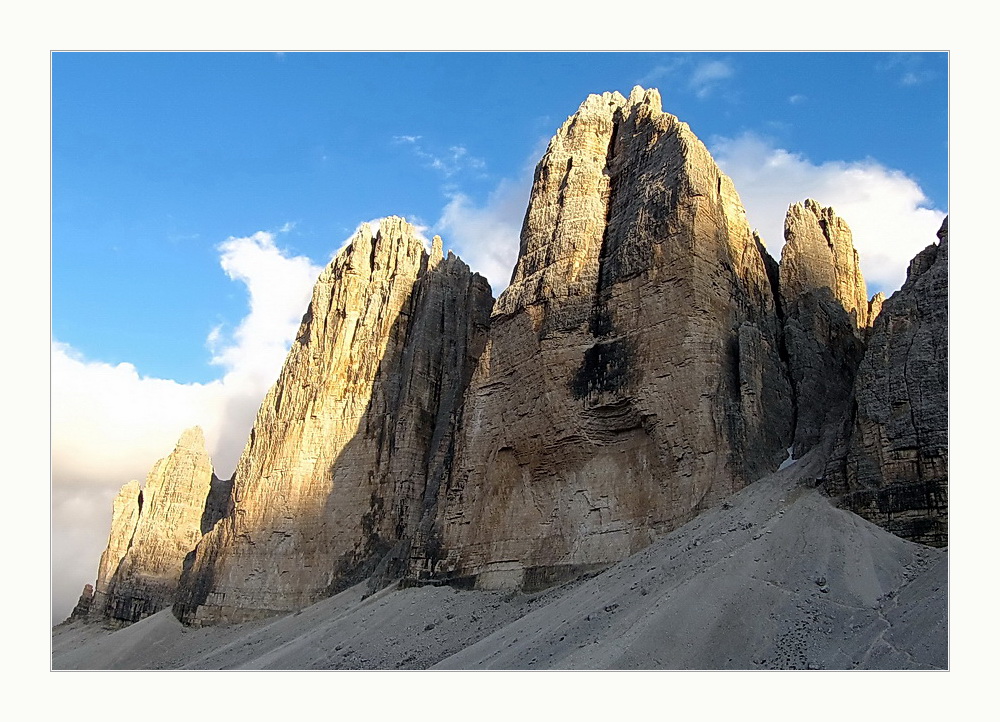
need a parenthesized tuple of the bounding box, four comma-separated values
(72, 87, 947, 631)
(778, 200, 881, 456)
(414, 87, 793, 589)
(174, 219, 493, 624)
(89, 480, 141, 620)
(87, 427, 220, 624)
(824, 219, 948, 546)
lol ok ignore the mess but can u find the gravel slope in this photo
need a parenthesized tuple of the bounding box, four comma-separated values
(52, 450, 947, 670)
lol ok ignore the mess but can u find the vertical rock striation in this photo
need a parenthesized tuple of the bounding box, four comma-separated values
(824, 218, 948, 546)
(416, 87, 793, 589)
(781, 200, 873, 327)
(778, 200, 880, 456)
(89, 480, 142, 620)
(91, 427, 219, 624)
(175, 219, 493, 624)
(71, 88, 947, 631)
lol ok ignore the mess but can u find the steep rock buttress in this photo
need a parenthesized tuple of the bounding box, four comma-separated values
(778, 199, 884, 456)
(174, 219, 493, 624)
(414, 87, 794, 589)
(824, 218, 949, 546)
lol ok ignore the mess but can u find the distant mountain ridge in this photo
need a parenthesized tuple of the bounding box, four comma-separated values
(63, 87, 948, 653)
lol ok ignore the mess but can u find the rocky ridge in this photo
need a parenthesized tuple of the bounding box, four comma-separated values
(64, 87, 947, 646)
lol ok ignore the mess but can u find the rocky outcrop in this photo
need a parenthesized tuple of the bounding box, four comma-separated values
(66, 584, 94, 622)
(778, 200, 880, 456)
(414, 87, 793, 590)
(824, 218, 948, 546)
(175, 219, 493, 625)
(90, 428, 219, 624)
(89, 479, 142, 620)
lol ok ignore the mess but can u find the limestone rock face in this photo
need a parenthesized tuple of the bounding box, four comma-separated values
(778, 200, 875, 456)
(824, 219, 948, 546)
(66, 584, 94, 622)
(417, 87, 793, 589)
(89, 479, 141, 620)
(781, 200, 873, 327)
(176, 219, 493, 624)
(92, 428, 219, 624)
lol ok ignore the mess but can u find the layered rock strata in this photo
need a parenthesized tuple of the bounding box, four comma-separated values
(824, 219, 948, 546)
(415, 87, 794, 590)
(175, 219, 493, 624)
(778, 200, 882, 456)
(89, 427, 220, 624)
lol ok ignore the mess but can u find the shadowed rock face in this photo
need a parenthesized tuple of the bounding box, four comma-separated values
(90, 427, 220, 624)
(417, 87, 793, 589)
(824, 219, 949, 547)
(778, 200, 881, 457)
(174, 219, 494, 625)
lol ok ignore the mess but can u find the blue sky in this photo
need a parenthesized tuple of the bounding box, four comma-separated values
(51, 51, 948, 623)
(53, 52, 947, 384)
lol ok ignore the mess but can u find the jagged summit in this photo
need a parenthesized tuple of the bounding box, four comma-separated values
(781, 199, 874, 328)
(499, 85, 757, 321)
(778, 201, 878, 456)
(174, 217, 494, 624)
(176, 425, 207, 449)
(80, 426, 221, 625)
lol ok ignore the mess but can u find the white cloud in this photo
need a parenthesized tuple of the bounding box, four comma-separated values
(435, 177, 530, 294)
(788, 94, 807, 105)
(636, 59, 686, 88)
(211, 231, 321, 386)
(636, 57, 735, 101)
(393, 136, 486, 178)
(711, 132, 947, 294)
(51, 233, 323, 623)
(876, 53, 940, 87)
(689, 60, 733, 99)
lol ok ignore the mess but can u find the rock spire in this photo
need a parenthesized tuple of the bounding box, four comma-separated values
(175, 218, 494, 624)
(413, 86, 793, 589)
(781, 199, 874, 327)
(778, 200, 883, 456)
(89, 427, 221, 624)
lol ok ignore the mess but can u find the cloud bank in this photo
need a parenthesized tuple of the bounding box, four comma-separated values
(711, 133, 946, 295)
